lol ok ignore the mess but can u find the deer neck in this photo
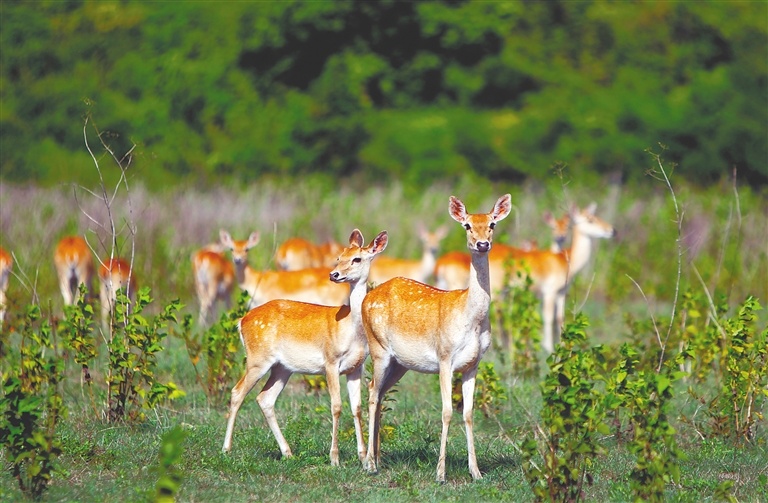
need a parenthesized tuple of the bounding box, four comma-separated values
(466, 250, 492, 320)
(347, 274, 368, 330)
(234, 261, 259, 290)
(564, 224, 593, 276)
(419, 247, 437, 281)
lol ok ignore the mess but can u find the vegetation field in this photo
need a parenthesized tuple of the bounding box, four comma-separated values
(1, 155, 767, 502)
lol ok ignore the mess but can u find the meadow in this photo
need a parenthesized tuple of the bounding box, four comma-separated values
(0, 164, 767, 502)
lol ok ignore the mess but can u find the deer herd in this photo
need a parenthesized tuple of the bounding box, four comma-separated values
(0, 194, 615, 482)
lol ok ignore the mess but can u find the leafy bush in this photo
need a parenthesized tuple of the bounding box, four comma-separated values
(105, 288, 185, 422)
(0, 306, 65, 500)
(522, 314, 609, 502)
(177, 291, 249, 405)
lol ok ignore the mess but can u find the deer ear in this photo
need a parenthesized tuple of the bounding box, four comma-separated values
(449, 196, 467, 223)
(219, 230, 233, 247)
(349, 229, 364, 247)
(247, 232, 260, 248)
(368, 231, 388, 255)
(585, 202, 598, 215)
(491, 194, 512, 221)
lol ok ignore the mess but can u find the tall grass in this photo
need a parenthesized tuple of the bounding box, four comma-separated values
(1, 174, 765, 330)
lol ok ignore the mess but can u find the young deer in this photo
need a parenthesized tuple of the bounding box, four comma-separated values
(54, 236, 95, 307)
(191, 242, 235, 326)
(98, 257, 137, 328)
(368, 226, 448, 285)
(362, 194, 511, 482)
(489, 203, 615, 353)
(222, 229, 388, 466)
(220, 230, 348, 308)
(274, 237, 343, 270)
(0, 246, 12, 325)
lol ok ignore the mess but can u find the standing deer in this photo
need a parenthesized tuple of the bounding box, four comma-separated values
(0, 246, 12, 325)
(368, 226, 448, 285)
(543, 211, 571, 252)
(362, 194, 512, 482)
(191, 242, 235, 326)
(433, 209, 571, 290)
(489, 203, 615, 353)
(98, 257, 137, 328)
(220, 230, 348, 308)
(54, 236, 95, 307)
(222, 229, 388, 466)
(274, 237, 343, 270)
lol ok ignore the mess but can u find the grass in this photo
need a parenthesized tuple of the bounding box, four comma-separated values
(1, 174, 767, 501)
(1, 329, 767, 502)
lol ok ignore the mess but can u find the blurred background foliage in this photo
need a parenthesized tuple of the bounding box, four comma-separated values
(1, 0, 766, 189)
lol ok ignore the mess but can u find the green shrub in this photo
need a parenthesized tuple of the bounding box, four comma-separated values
(522, 314, 609, 502)
(106, 288, 186, 422)
(0, 305, 65, 500)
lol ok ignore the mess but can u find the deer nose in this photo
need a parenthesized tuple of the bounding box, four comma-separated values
(476, 241, 490, 252)
(329, 271, 340, 281)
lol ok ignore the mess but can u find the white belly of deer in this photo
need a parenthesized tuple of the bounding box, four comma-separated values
(279, 350, 326, 374)
(452, 327, 491, 372)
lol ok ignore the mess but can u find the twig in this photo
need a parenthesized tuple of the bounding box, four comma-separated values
(645, 146, 684, 371)
(690, 264, 727, 340)
(625, 273, 663, 349)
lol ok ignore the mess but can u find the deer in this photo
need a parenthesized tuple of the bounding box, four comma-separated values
(368, 225, 448, 286)
(362, 194, 512, 482)
(433, 210, 572, 290)
(488, 203, 615, 353)
(54, 235, 95, 307)
(543, 211, 571, 252)
(220, 230, 348, 308)
(98, 257, 137, 329)
(222, 229, 388, 466)
(0, 246, 12, 325)
(191, 242, 236, 326)
(274, 237, 343, 270)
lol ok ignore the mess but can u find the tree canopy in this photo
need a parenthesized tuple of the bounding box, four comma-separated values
(1, 0, 766, 188)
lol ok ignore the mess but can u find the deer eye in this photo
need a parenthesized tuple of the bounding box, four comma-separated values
(464, 223, 471, 230)
(352, 257, 362, 263)
(489, 222, 496, 229)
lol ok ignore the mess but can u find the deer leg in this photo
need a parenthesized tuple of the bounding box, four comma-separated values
(256, 365, 293, 459)
(554, 293, 566, 348)
(222, 363, 270, 452)
(462, 366, 482, 480)
(437, 360, 454, 483)
(325, 364, 342, 466)
(345, 364, 367, 464)
(365, 357, 407, 474)
(541, 293, 556, 354)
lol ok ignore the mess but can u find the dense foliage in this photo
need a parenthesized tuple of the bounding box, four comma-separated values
(2, 1, 766, 188)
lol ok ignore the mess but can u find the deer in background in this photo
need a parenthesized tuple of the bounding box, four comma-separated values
(222, 229, 388, 466)
(191, 242, 235, 326)
(54, 235, 95, 307)
(220, 230, 348, 308)
(543, 211, 571, 252)
(362, 194, 511, 482)
(368, 225, 447, 285)
(274, 237, 343, 270)
(433, 210, 572, 290)
(489, 203, 615, 353)
(0, 246, 12, 325)
(98, 257, 137, 329)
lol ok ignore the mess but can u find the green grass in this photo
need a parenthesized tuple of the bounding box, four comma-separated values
(1, 330, 766, 502)
(1, 176, 767, 501)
